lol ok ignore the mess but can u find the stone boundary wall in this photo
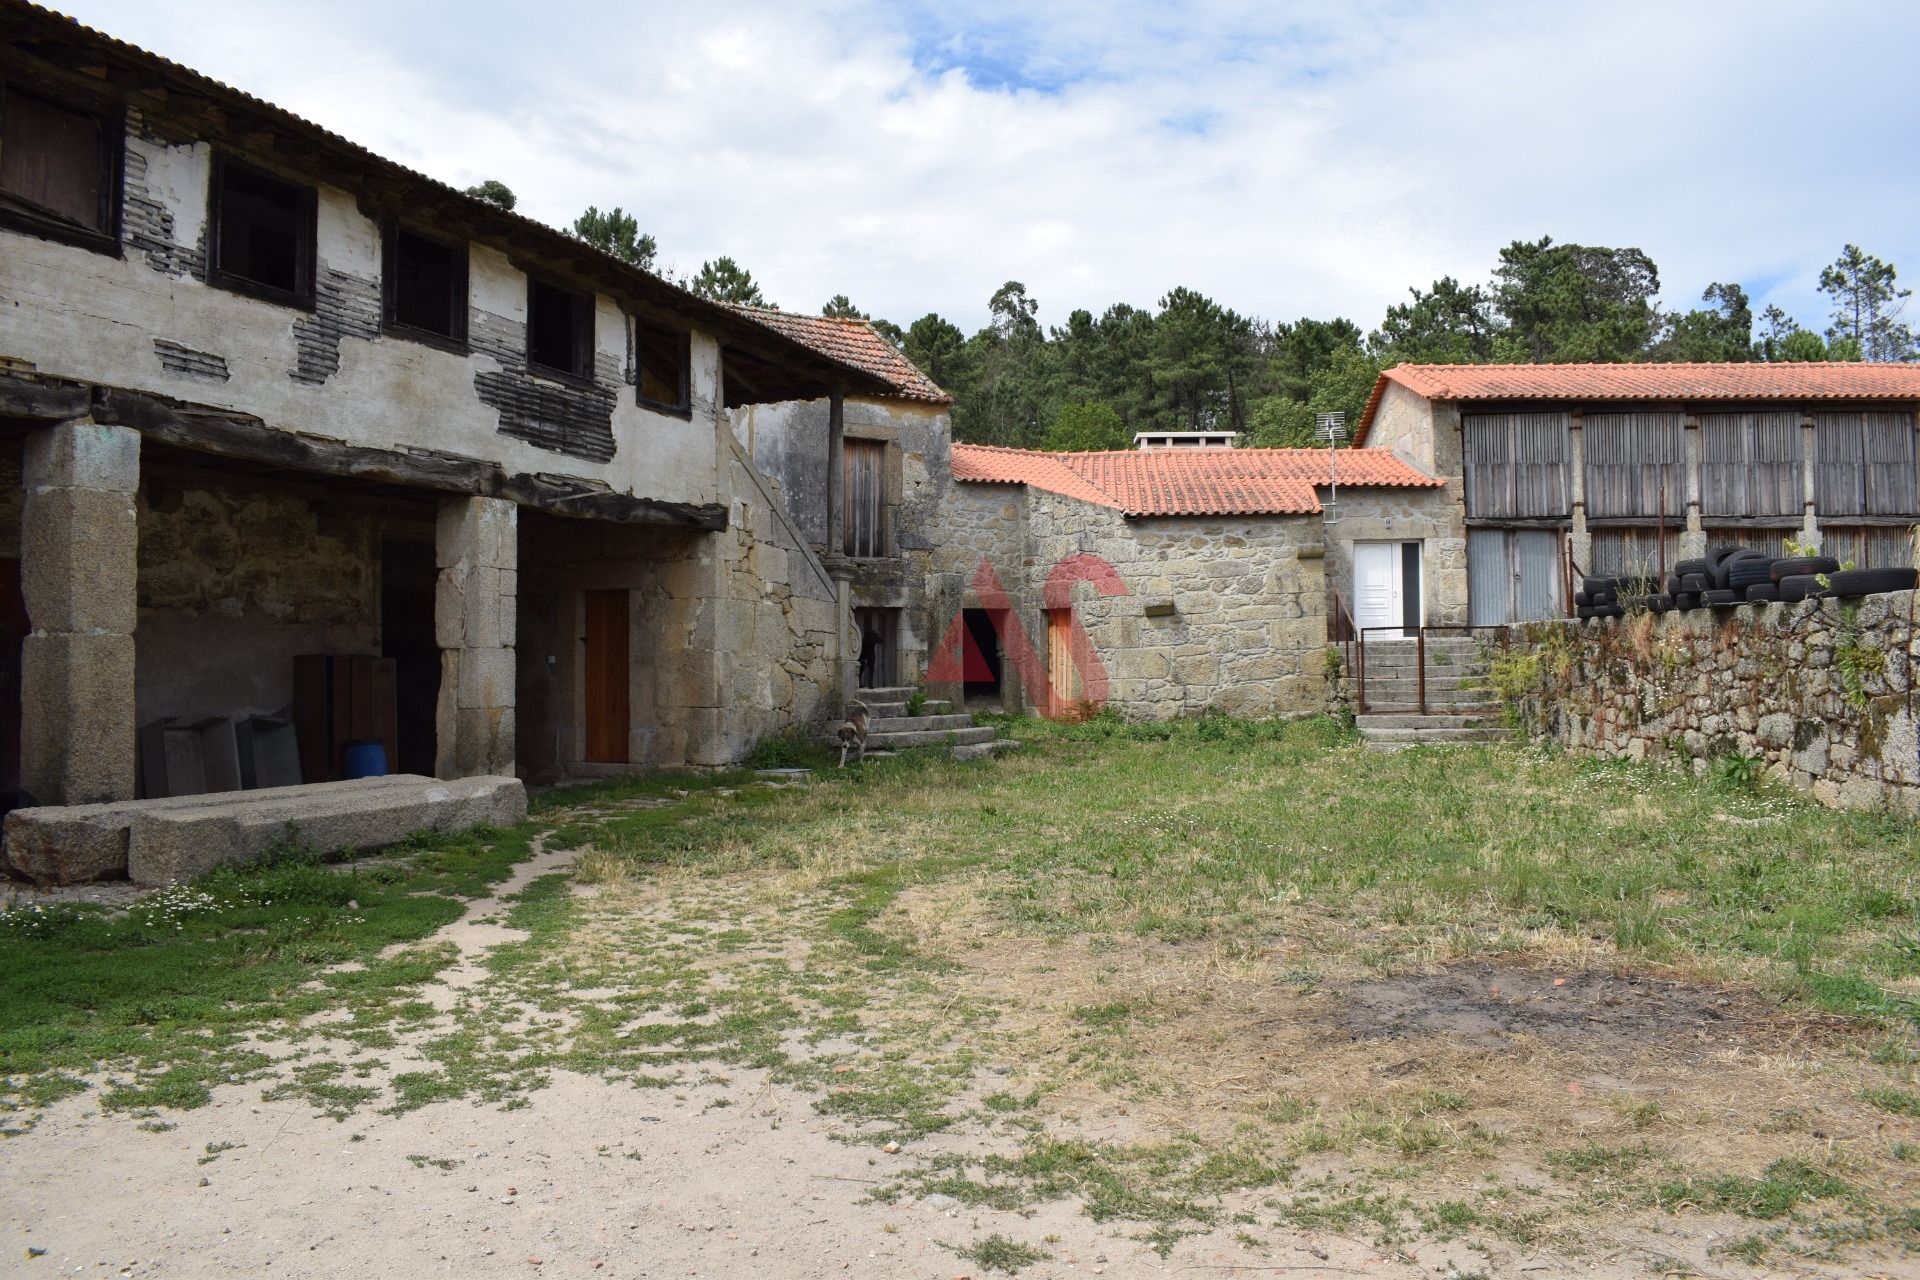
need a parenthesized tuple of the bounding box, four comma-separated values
(1501, 591, 1920, 813)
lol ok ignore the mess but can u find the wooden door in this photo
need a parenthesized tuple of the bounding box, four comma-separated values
(583, 590, 629, 763)
(1046, 609, 1081, 717)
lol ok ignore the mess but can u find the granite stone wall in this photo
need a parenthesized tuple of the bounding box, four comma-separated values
(1501, 592, 1920, 813)
(1024, 492, 1328, 719)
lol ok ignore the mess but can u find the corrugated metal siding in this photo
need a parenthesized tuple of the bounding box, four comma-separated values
(1583, 412, 1684, 518)
(1514, 529, 1562, 621)
(844, 439, 886, 557)
(1700, 411, 1802, 517)
(1819, 525, 1917, 570)
(1464, 412, 1571, 518)
(1467, 528, 1508, 627)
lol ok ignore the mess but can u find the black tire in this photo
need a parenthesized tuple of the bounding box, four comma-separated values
(1726, 557, 1778, 589)
(1702, 588, 1739, 606)
(1573, 591, 1591, 608)
(1582, 577, 1614, 597)
(1825, 566, 1918, 597)
(1712, 550, 1768, 588)
(1778, 574, 1824, 602)
(1592, 603, 1625, 619)
(1575, 605, 1592, 619)
(1705, 544, 1748, 567)
(1771, 555, 1839, 583)
(1744, 583, 1781, 603)
(1672, 557, 1711, 579)
(1679, 573, 1710, 593)
(1652, 594, 1675, 611)
(1672, 592, 1699, 609)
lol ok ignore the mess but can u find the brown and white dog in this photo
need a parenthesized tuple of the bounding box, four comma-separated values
(836, 700, 869, 767)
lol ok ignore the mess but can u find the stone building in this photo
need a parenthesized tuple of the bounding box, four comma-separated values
(937, 445, 1444, 719)
(1357, 362, 1920, 628)
(727, 310, 955, 694)
(0, 4, 898, 807)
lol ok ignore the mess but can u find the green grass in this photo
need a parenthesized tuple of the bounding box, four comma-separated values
(1655, 1158, 1854, 1219)
(951, 1234, 1049, 1274)
(0, 823, 533, 1127)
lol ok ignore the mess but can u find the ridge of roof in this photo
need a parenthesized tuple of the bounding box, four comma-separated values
(1356, 360, 1920, 444)
(950, 443, 1441, 517)
(1, 1, 893, 399)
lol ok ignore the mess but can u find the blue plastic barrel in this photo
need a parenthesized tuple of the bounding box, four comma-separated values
(340, 739, 388, 780)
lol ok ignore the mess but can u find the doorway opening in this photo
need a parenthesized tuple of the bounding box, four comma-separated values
(583, 589, 630, 763)
(380, 539, 438, 778)
(961, 608, 1003, 702)
(1353, 540, 1423, 638)
(854, 607, 900, 690)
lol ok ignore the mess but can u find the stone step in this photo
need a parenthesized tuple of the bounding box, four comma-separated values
(1357, 712, 1505, 730)
(1357, 726, 1512, 745)
(860, 699, 950, 718)
(865, 725, 998, 749)
(868, 713, 973, 733)
(1356, 674, 1487, 690)
(857, 686, 917, 701)
(1358, 701, 1497, 716)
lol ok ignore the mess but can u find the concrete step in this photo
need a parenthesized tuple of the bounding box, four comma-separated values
(1356, 675, 1487, 691)
(1357, 712, 1505, 730)
(865, 725, 997, 749)
(1358, 701, 1498, 715)
(857, 686, 917, 701)
(869, 713, 973, 733)
(1358, 726, 1512, 745)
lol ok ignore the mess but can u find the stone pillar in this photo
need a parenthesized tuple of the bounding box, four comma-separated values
(826, 390, 846, 557)
(434, 496, 517, 778)
(830, 561, 855, 704)
(1567, 412, 1590, 573)
(20, 420, 140, 805)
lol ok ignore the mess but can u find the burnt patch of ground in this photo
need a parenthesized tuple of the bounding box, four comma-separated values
(1329, 961, 1839, 1059)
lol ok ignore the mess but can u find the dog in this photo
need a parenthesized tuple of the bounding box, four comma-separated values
(836, 700, 869, 768)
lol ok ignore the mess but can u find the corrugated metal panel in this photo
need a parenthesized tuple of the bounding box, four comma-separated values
(1816, 413, 1867, 515)
(1464, 412, 1570, 518)
(1820, 525, 1917, 570)
(1700, 411, 1802, 518)
(1467, 528, 1509, 626)
(1583, 412, 1684, 518)
(1514, 529, 1562, 622)
(844, 439, 885, 557)
(1863, 411, 1917, 514)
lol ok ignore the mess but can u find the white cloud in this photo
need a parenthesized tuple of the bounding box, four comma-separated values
(58, 0, 1920, 337)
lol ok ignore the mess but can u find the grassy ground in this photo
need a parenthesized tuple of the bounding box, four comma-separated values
(4, 715, 1919, 1271)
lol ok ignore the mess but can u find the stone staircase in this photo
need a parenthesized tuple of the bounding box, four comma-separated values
(1351, 637, 1510, 748)
(852, 687, 1019, 762)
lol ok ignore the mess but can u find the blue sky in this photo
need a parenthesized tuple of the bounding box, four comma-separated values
(58, 0, 1920, 341)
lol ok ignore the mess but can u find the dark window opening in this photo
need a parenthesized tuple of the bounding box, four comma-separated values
(0, 83, 120, 248)
(384, 224, 467, 344)
(527, 278, 594, 379)
(962, 608, 1003, 700)
(636, 319, 690, 412)
(209, 156, 315, 306)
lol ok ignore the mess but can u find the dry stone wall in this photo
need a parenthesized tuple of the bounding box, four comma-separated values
(1502, 592, 1920, 813)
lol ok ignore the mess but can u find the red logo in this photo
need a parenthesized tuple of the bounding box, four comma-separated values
(926, 554, 1128, 718)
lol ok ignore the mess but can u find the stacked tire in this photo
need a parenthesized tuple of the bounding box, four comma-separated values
(1580, 548, 1915, 619)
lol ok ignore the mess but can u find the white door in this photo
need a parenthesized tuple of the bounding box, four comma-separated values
(1352, 542, 1402, 634)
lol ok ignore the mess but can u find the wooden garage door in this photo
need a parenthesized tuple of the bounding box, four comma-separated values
(583, 589, 629, 763)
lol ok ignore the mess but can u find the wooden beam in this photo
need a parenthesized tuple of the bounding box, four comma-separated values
(85, 384, 726, 530)
(0, 373, 92, 422)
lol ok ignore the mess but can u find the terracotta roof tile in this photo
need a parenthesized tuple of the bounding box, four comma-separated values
(1357, 361, 1920, 444)
(728, 307, 951, 404)
(950, 444, 1440, 517)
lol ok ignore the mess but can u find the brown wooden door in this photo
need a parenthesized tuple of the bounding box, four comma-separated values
(583, 589, 629, 763)
(1046, 608, 1081, 717)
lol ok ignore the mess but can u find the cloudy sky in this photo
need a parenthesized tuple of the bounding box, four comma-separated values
(60, 0, 1920, 337)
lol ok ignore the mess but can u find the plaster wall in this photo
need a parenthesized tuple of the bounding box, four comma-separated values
(0, 116, 721, 508)
(1323, 487, 1467, 627)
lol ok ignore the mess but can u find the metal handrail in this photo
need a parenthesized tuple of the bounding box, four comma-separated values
(1357, 622, 1502, 716)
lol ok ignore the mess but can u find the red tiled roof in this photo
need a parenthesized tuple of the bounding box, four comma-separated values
(1357, 361, 1920, 444)
(950, 444, 1441, 517)
(729, 307, 951, 404)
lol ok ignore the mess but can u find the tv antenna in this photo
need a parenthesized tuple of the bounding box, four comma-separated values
(1316, 411, 1348, 522)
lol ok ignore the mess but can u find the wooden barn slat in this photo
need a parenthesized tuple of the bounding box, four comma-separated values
(1819, 524, 1916, 570)
(1464, 412, 1569, 519)
(1862, 411, 1918, 515)
(1589, 526, 1679, 579)
(1699, 411, 1801, 518)
(844, 439, 885, 557)
(1582, 411, 1684, 519)
(1815, 413, 1867, 515)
